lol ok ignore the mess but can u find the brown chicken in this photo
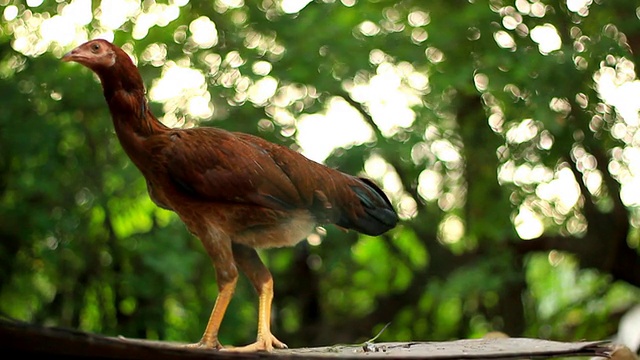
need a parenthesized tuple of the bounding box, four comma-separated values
(62, 39, 398, 352)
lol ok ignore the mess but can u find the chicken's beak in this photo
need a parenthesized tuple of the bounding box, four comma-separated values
(61, 50, 76, 62)
(60, 52, 73, 61)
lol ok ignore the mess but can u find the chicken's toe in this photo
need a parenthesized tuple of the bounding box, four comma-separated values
(224, 334, 287, 352)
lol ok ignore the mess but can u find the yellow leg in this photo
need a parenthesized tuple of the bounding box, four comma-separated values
(227, 244, 287, 352)
(195, 279, 237, 348)
(186, 229, 238, 350)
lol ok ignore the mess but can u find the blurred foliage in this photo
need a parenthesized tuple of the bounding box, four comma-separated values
(1, 0, 639, 349)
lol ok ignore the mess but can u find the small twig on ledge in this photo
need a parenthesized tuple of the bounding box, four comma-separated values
(362, 322, 391, 353)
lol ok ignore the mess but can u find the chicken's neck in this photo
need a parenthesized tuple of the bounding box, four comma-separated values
(100, 75, 169, 169)
(97, 64, 169, 138)
(106, 88, 167, 136)
(98, 68, 167, 133)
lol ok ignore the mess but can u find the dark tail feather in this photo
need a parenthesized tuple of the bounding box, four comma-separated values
(337, 177, 398, 236)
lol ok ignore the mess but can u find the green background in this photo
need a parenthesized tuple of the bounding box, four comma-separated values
(0, 0, 638, 349)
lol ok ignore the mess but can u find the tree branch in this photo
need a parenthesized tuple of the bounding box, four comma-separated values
(335, 89, 385, 141)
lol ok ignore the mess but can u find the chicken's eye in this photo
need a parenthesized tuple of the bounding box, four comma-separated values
(91, 44, 100, 52)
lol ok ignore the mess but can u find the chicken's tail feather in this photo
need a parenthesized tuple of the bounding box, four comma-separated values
(336, 177, 398, 236)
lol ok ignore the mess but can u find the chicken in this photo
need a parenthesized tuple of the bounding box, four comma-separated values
(62, 39, 398, 352)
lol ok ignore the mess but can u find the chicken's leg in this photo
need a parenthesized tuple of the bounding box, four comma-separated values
(190, 231, 239, 349)
(196, 277, 237, 349)
(228, 243, 287, 352)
